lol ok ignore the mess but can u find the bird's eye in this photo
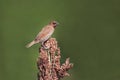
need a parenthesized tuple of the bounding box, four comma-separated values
(53, 22, 56, 24)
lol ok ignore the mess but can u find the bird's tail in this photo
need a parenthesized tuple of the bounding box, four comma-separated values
(26, 40, 35, 48)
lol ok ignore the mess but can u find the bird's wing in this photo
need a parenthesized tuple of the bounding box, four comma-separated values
(35, 26, 53, 41)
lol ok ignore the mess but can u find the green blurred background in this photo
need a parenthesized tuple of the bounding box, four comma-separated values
(0, 0, 120, 80)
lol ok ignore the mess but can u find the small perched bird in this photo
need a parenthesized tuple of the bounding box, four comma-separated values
(26, 21, 59, 48)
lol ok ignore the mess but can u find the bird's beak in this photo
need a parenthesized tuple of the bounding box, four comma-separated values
(56, 22, 59, 25)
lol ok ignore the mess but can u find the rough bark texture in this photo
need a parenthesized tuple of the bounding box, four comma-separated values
(37, 38, 73, 80)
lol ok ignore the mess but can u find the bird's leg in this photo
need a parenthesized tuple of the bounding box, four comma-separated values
(41, 42, 44, 47)
(41, 41, 49, 49)
(41, 42, 46, 48)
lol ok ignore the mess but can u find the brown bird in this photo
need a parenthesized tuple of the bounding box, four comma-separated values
(26, 21, 59, 48)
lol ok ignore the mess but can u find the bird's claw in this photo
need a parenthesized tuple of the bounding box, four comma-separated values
(41, 42, 49, 50)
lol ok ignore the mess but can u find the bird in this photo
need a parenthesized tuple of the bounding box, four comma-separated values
(26, 21, 59, 48)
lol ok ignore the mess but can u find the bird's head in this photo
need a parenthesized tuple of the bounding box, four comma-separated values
(49, 21, 59, 28)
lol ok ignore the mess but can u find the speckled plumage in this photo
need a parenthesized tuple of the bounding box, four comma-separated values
(26, 21, 59, 48)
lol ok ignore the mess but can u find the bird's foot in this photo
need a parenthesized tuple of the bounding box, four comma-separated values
(41, 41, 50, 49)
